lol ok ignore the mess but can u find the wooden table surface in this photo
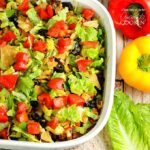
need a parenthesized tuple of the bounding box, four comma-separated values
(70, 0, 150, 150)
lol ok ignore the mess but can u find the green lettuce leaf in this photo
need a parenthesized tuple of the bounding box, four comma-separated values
(0, 12, 9, 28)
(107, 91, 150, 150)
(68, 74, 96, 95)
(16, 77, 34, 97)
(47, 8, 68, 28)
(57, 105, 81, 123)
(75, 24, 98, 41)
(27, 8, 41, 25)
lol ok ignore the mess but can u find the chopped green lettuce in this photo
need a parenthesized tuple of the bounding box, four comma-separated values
(107, 91, 150, 150)
(91, 58, 104, 68)
(47, 8, 68, 28)
(42, 106, 52, 121)
(30, 21, 44, 34)
(57, 105, 81, 123)
(7, 94, 15, 117)
(27, 8, 41, 25)
(0, 12, 9, 28)
(33, 51, 45, 61)
(68, 74, 96, 95)
(16, 77, 34, 97)
(83, 108, 98, 120)
(0, 88, 10, 104)
(52, 72, 66, 80)
(81, 46, 100, 60)
(9, 22, 20, 36)
(75, 24, 98, 41)
(50, 90, 66, 99)
(69, 54, 76, 67)
(12, 126, 39, 142)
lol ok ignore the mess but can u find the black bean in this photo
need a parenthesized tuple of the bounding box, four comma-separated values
(40, 120, 47, 128)
(30, 101, 39, 108)
(9, 15, 18, 27)
(62, 2, 73, 10)
(54, 58, 64, 72)
(33, 79, 41, 86)
(10, 137, 18, 140)
(38, 29, 48, 38)
(71, 38, 81, 55)
(84, 99, 97, 108)
(31, 113, 42, 122)
(97, 73, 105, 89)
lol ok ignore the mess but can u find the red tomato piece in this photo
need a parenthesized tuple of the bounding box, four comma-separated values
(18, 0, 29, 13)
(39, 9, 48, 20)
(68, 94, 85, 106)
(27, 122, 40, 135)
(33, 40, 47, 52)
(68, 23, 76, 30)
(38, 93, 53, 109)
(0, 39, 7, 47)
(0, 107, 8, 123)
(2, 31, 16, 43)
(81, 41, 98, 48)
(16, 112, 28, 122)
(48, 78, 64, 90)
(15, 52, 30, 64)
(82, 8, 95, 20)
(0, 74, 18, 90)
(23, 34, 34, 48)
(17, 102, 27, 114)
(47, 118, 58, 129)
(0, 129, 8, 139)
(76, 59, 92, 72)
(0, 0, 6, 8)
(53, 96, 68, 109)
(57, 38, 71, 54)
(46, 5, 54, 19)
(55, 20, 66, 29)
(14, 62, 27, 71)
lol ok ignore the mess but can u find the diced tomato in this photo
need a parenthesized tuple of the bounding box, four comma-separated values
(0, 107, 8, 123)
(48, 78, 64, 90)
(16, 112, 28, 122)
(14, 62, 27, 71)
(35, 5, 42, 13)
(15, 52, 30, 64)
(81, 41, 98, 48)
(39, 9, 48, 20)
(2, 31, 16, 43)
(0, 129, 8, 139)
(27, 122, 40, 135)
(57, 38, 71, 54)
(57, 38, 71, 47)
(0, 74, 18, 90)
(38, 93, 53, 109)
(47, 20, 67, 38)
(18, 0, 29, 13)
(47, 118, 58, 129)
(17, 102, 27, 114)
(33, 40, 47, 52)
(23, 34, 34, 48)
(53, 96, 68, 109)
(46, 5, 54, 19)
(82, 8, 95, 20)
(68, 94, 85, 106)
(0, 39, 6, 47)
(0, 0, 6, 8)
(76, 59, 92, 72)
(68, 23, 76, 30)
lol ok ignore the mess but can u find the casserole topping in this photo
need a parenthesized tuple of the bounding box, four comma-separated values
(0, 0, 105, 142)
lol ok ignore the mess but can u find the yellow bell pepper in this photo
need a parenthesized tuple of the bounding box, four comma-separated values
(118, 36, 150, 92)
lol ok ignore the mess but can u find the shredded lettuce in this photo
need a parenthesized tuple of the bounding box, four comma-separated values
(0, 12, 9, 28)
(9, 22, 20, 36)
(47, 8, 68, 28)
(27, 8, 41, 25)
(81, 46, 100, 60)
(50, 90, 66, 99)
(7, 94, 15, 117)
(57, 105, 81, 123)
(107, 91, 150, 150)
(75, 24, 98, 41)
(68, 74, 96, 95)
(33, 51, 45, 61)
(12, 126, 39, 142)
(42, 106, 52, 121)
(83, 108, 98, 120)
(16, 77, 34, 97)
(30, 21, 44, 34)
(52, 72, 66, 80)
(91, 58, 104, 68)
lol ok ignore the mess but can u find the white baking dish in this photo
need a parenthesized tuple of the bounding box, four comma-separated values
(0, 0, 116, 149)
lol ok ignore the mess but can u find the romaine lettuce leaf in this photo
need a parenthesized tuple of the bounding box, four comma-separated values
(0, 12, 9, 28)
(75, 24, 98, 41)
(107, 91, 150, 150)
(27, 8, 41, 25)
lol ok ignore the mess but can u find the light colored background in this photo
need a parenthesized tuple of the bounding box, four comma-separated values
(70, 0, 150, 150)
